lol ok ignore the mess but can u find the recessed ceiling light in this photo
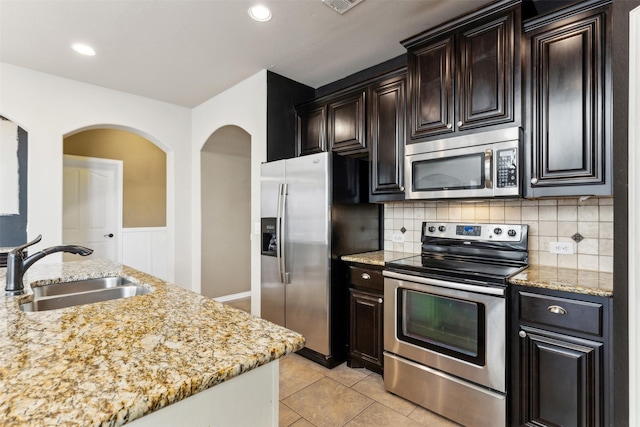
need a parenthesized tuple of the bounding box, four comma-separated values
(248, 5, 272, 22)
(72, 43, 96, 56)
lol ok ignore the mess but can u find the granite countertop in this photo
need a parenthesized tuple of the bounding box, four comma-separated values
(0, 260, 305, 426)
(509, 265, 613, 297)
(342, 250, 613, 297)
(341, 250, 416, 266)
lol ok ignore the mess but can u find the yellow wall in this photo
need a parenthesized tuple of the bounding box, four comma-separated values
(64, 129, 166, 227)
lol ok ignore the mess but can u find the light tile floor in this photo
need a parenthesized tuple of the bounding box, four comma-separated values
(279, 353, 461, 427)
(225, 298, 461, 426)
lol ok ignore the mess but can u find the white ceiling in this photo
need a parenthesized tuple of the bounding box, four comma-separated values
(0, 0, 493, 108)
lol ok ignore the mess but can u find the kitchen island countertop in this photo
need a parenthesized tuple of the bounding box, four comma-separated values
(342, 250, 613, 297)
(0, 260, 304, 426)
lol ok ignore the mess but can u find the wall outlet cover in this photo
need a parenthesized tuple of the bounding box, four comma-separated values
(392, 233, 405, 243)
(550, 241, 574, 254)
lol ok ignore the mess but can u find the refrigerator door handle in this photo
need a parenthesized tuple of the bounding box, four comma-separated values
(280, 183, 289, 284)
(276, 183, 284, 284)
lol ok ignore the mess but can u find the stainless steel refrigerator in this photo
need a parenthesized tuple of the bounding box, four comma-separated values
(260, 151, 379, 368)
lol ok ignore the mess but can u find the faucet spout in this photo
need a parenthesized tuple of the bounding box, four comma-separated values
(5, 235, 93, 296)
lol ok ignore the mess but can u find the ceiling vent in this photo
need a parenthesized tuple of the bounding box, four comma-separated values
(322, 0, 365, 15)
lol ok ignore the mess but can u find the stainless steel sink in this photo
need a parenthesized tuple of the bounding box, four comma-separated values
(31, 277, 133, 297)
(20, 278, 151, 312)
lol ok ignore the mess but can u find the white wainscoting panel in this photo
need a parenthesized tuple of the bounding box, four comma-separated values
(122, 228, 168, 281)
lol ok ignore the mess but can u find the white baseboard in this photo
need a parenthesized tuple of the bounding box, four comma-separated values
(213, 291, 251, 303)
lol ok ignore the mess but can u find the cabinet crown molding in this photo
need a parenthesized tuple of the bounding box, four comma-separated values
(401, 0, 521, 48)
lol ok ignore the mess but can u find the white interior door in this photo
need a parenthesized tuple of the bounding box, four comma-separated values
(63, 155, 123, 262)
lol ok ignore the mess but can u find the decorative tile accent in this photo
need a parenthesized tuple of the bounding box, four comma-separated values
(383, 197, 614, 273)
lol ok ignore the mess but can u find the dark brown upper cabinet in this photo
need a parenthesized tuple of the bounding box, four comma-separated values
(407, 35, 455, 139)
(296, 90, 368, 157)
(457, 13, 515, 130)
(403, 0, 521, 143)
(369, 72, 406, 202)
(328, 90, 367, 154)
(296, 103, 326, 156)
(266, 71, 315, 162)
(523, 0, 612, 197)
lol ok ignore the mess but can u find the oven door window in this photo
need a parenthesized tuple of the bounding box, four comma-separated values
(397, 288, 486, 366)
(412, 153, 484, 191)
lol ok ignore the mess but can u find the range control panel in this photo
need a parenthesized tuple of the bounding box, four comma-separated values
(422, 222, 526, 242)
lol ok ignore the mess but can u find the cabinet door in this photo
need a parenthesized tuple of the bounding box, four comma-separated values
(526, 6, 611, 196)
(407, 35, 454, 141)
(370, 74, 406, 202)
(328, 91, 366, 154)
(520, 327, 604, 427)
(296, 105, 326, 156)
(349, 289, 383, 373)
(457, 12, 515, 130)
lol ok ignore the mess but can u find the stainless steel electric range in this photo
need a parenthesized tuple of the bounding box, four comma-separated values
(383, 222, 528, 427)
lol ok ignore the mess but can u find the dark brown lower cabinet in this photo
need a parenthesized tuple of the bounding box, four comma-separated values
(519, 326, 604, 427)
(512, 287, 612, 427)
(349, 289, 383, 373)
(347, 265, 384, 374)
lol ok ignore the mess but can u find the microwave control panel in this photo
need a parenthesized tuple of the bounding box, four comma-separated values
(496, 148, 518, 188)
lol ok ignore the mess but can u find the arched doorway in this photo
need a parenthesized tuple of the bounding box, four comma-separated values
(62, 128, 168, 279)
(200, 125, 251, 305)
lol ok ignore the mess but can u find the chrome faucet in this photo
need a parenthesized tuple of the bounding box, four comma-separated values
(5, 235, 93, 296)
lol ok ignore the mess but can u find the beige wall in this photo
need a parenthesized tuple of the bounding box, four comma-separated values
(64, 129, 166, 227)
(201, 125, 251, 298)
(384, 197, 614, 273)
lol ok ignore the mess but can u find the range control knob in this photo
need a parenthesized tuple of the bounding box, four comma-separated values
(493, 228, 503, 235)
(507, 229, 517, 237)
(438, 225, 446, 232)
(428, 226, 436, 233)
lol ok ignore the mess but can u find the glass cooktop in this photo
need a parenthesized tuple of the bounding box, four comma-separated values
(385, 254, 526, 286)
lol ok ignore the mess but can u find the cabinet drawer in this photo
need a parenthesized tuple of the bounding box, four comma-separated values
(519, 291, 603, 337)
(349, 266, 383, 292)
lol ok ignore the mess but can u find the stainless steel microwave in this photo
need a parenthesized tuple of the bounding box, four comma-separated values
(405, 127, 522, 200)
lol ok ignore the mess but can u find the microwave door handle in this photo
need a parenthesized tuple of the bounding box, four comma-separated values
(485, 149, 493, 189)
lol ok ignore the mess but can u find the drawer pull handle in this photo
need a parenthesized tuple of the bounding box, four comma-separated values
(361, 273, 371, 280)
(547, 305, 567, 315)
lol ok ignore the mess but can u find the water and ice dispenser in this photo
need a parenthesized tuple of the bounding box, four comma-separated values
(261, 218, 277, 256)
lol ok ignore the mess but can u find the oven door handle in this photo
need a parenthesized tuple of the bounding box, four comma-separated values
(383, 270, 505, 297)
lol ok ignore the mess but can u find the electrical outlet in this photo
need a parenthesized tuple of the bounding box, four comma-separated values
(550, 242, 574, 254)
(392, 233, 405, 243)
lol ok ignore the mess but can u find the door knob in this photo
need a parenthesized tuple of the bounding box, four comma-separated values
(104, 233, 114, 238)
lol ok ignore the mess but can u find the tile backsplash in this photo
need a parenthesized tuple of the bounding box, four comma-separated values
(383, 197, 614, 273)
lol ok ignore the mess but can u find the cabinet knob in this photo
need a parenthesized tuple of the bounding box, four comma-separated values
(530, 177, 538, 185)
(399, 186, 405, 192)
(378, 298, 383, 304)
(361, 273, 371, 280)
(547, 305, 567, 315)
(446, 123, 452, 129)
(519, 330, 527, 338)
(457, 121, 463, 127)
